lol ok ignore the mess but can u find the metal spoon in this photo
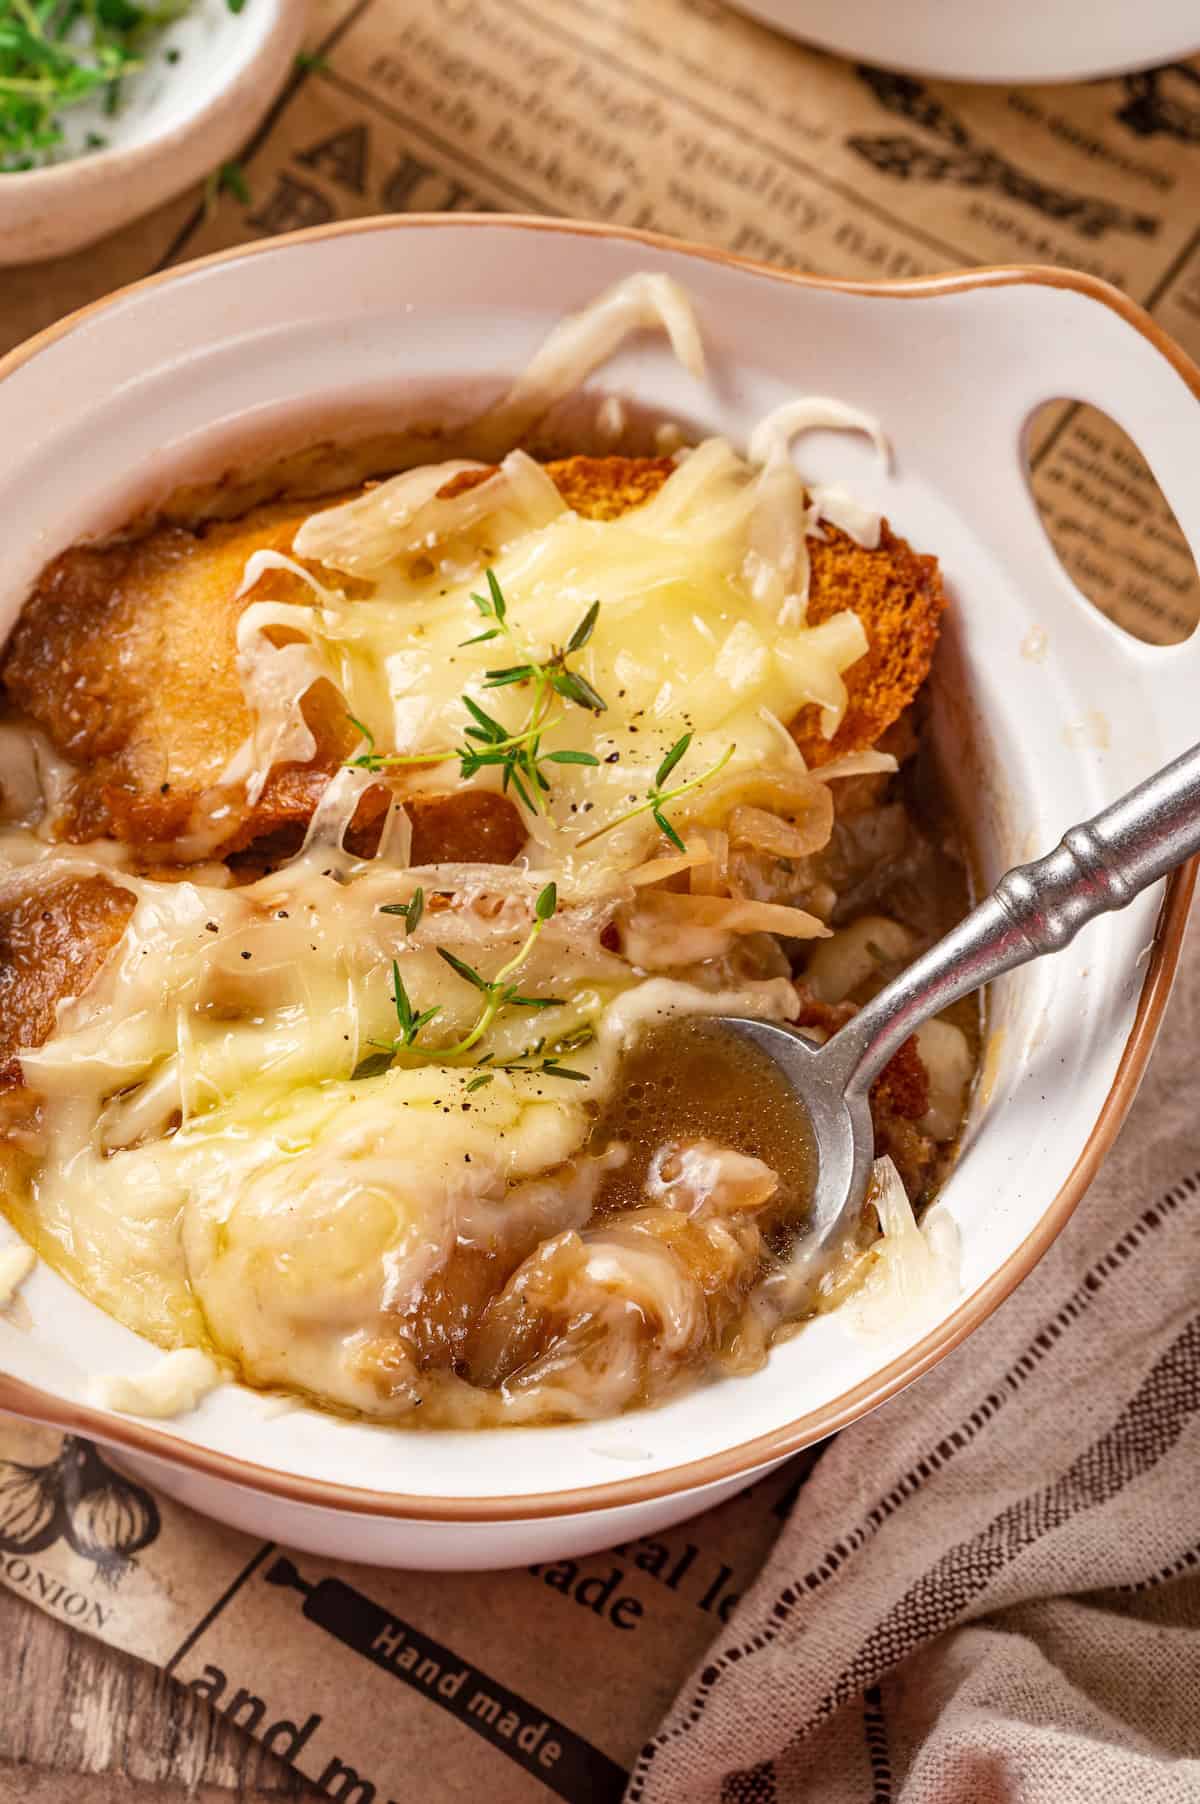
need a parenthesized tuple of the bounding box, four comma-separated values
(723, 738, 1200, 1277)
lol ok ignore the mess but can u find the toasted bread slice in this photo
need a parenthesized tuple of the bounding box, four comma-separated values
(451, 457, 946, 767)
(1, 499, 355, 853)
(2, 455, 943, 859)
(0, 875, 135, 1085)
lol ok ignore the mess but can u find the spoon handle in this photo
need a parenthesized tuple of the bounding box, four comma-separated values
(820, 738, 1200, 1100)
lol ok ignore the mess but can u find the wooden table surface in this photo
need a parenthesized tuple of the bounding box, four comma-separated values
(0, 1584, 316, 1803)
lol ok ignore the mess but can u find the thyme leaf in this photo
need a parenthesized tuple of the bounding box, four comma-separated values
(566, 599, 600, 653)
(379, 887, 424, 936)
(388, 958, 441, 1047)
(463, 1025, 595, 1090)
(436, 946, 491, 992)
(578, 736, 737, 850)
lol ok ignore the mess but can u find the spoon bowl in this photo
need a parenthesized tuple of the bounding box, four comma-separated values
(722, 1017, 870, 1274)
(724, 735, 1200, 1271)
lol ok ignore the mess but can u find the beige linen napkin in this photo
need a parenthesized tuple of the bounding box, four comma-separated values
(633, 899, 1200, 1804)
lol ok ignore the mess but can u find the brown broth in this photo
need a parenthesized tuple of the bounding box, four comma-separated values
(589, 1018, 816, 1224)
(896, 737, 984, 1068)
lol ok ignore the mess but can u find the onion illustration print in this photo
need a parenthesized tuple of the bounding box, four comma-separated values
(0, 1437, 160, 1583)
(61, 1439, 160, 1585)
(0, 1453, 67, 1555)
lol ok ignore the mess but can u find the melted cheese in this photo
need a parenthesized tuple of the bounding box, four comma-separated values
(0, 272, 928, 1427)
(90, 1348, 221, 1418)
(843, 1157, 961, 1339)
(0, 1243, 34, 1306)
(7, 833, 798, 1412)
(281, 441, 870, 880)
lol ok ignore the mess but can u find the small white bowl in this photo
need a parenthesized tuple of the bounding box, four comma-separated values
(0, 0, 305, 267)
(729, 0, 1200, 82)
(0, 218, 1198, 1569)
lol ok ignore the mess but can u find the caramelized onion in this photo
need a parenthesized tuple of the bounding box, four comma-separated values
(646, 1140, 778, 1219)
(625, 839, 715, 888)
(467, 1137, 778, 1417)
(621, 889, 829, 967)
(681, 769, 835, 859)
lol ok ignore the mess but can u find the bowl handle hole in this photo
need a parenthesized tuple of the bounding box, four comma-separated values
(1023, 397, 1199, 649)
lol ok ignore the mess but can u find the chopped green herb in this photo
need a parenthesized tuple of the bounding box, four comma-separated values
(295, 49, 327, 73)
(205, 155, 250, 215)
(1, 2, 136, 169)
(0, 0, 240, 172)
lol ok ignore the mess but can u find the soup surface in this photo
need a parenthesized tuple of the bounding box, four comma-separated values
(0, 276, 978, 1425)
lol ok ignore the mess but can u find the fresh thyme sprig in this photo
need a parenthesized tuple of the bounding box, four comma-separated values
(466, 573, 606, 714)
(352, 882, 565, 1079)
(345, 570, 603, 813)
(577, 732, 736, 852)
(465, 1025, 595, 1092)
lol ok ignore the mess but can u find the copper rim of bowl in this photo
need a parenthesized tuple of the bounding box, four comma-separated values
(0, 214, 1196, 1523)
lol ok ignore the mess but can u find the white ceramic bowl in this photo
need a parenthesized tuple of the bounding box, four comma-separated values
(0, 0, 304, 267)
(730, 0, 1200, 83)
(0, 218, 1197, 1570)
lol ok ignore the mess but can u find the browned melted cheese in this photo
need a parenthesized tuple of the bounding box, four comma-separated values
(2, 460, 942, 858)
